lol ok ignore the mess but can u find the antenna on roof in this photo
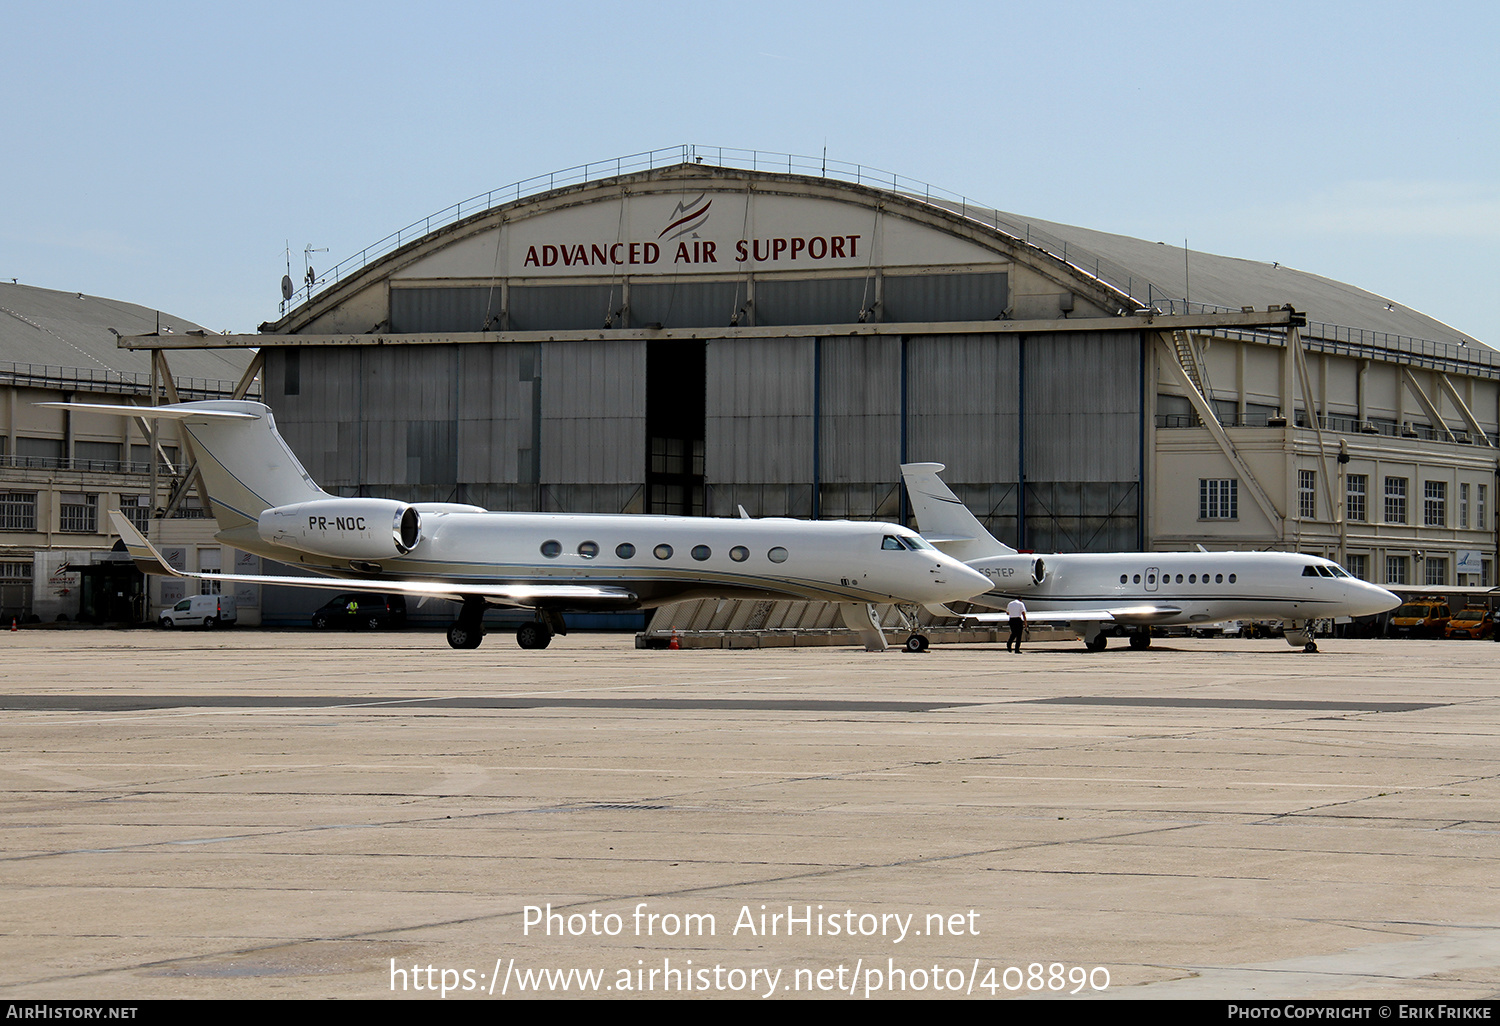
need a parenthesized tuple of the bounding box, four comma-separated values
(281, 242, 294, 314)
(303, 243, 327, 291)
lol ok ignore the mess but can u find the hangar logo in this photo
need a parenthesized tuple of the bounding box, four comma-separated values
(658, 193, 712, 242)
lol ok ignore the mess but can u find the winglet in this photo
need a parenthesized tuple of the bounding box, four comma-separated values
(109, 511, 186, 578)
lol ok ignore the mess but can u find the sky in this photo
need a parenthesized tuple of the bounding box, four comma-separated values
(3, 0, 1497, 344)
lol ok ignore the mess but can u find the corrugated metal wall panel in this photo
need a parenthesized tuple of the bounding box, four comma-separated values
(704, 337, 815, 517)
(755, 277, 870, 326)
(539, 340, 646, 485)
(630, 281, 742, 329)
(905, 333, 1019, 481)
(1023, 331, 1142, 551)
(456, 343, 527, 489)
(818, 336, 901, 484)
(389, 287, 498, 332)
(510, 284, 617, 331)
(1024, 332, 1139, 482)
(883, 272, 1009, 323)
(270, 347, 366, 488)
(347, 346, 459, 493)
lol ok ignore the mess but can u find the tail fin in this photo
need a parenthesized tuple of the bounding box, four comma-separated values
(42, 400, 327, 530)
(900, 462, 1017, 561)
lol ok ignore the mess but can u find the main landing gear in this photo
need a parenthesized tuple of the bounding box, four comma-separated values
(447, 598, 486, 649)
(516, 621, 553, 650)
(1082, 623, 1108, 652)
(903, 634, 930, 653)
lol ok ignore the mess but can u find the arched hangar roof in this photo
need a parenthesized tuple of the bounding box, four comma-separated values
(965, 208, 1486, 351)
(270, 161, 1135, 337)
(263, 151, 1488, 369)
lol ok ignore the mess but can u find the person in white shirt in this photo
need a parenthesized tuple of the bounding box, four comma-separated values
(1005, 597, 1027, 653)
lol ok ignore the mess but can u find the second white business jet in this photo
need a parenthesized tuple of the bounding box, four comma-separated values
(49, 401, 992, 651)
(901, 463, 1400, 653)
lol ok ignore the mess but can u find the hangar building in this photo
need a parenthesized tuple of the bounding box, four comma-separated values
(0, 282, 257, 622)
(133, 146, 1499, 617)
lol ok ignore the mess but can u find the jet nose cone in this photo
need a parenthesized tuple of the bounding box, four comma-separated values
(1355, 582, 1402, 617)
(932, 558, 993, 603)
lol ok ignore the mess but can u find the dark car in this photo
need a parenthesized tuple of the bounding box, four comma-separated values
(312, 593, 408, 631)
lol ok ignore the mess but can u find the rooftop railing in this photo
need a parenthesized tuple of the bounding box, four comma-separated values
(0, 362, 256, 401)
(0, 455, 184, 476)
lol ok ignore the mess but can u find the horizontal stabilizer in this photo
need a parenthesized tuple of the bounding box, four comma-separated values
(39, 401, 259, 420)
(52, 401, 326, 529)
(109, 513, 639, 610)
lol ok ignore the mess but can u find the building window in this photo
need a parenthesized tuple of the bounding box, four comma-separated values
(130, 444, 180, 474)
(119, 496, 152, 532)
(59, 494, 98, 533)
(1424, 556, 1447, 587)
(1459, 483, 1470, 529)
(16, 437, 64, 468)
(1346, 475, 1366, 522)
(1199, 479, 1238, 520)
(1424, 481, 1446, 527)
(1386, 555, 1408, 585)
(1298, 469, 1316, 519)
(1347, 554, 1367, 581)
(0, 493, 38, 531)
(198, 548, 222, 596)
(1384, 477, 1407, 524)
(1480, 485, 1489, 532)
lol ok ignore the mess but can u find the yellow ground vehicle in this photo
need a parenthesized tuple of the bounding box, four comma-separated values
(1445, 607, 1495, 640)
(1388, 598, 1451, 638)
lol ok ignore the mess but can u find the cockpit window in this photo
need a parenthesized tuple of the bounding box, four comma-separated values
(882, 535, 908, 550)
(1302, 565, 1318, 577)
(905, 535, 934, 551)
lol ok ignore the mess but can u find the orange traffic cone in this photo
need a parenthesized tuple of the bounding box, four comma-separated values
(9, 618, 15, 632)
(668, 631, 680, 650)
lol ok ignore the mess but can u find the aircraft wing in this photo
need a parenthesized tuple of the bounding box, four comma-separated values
(109, 512, 639, 610)
(962, 604, 1182, 625)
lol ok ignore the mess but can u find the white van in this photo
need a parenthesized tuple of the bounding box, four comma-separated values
(158, 594, 237, 628)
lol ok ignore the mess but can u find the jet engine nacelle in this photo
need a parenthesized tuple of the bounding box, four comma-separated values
(258, 498, 423, 559)
(973, 555, 1047, 589)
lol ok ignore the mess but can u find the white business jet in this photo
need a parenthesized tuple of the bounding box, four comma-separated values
(47, 401, 992, 651)
(900, 463, 1400, 653)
